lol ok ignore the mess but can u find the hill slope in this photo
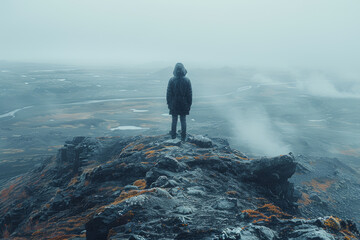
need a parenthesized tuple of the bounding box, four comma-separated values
(0, 135, 359, 239)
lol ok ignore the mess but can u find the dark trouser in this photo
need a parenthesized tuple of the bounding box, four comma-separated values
(171, 115, 186, 139)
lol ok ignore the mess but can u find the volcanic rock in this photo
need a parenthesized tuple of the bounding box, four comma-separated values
(0, 134, 358, 240)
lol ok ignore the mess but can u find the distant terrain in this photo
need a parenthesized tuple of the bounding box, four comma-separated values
(1, 61, 359, 181)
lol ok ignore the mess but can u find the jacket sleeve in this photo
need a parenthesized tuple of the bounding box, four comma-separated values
(188, 80, 192, 107)
(166, 79, 172, 107)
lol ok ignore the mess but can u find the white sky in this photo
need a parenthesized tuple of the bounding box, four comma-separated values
(1, 0, 359, 69)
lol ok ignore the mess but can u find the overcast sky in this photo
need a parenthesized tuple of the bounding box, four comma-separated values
(1, 0, 359, 69)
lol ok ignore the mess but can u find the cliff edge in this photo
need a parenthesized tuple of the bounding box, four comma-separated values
(0, 135, 358, 240)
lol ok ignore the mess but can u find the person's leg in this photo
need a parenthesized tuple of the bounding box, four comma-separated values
(171, 115, 178, 139)
(180, 115, 186, 140)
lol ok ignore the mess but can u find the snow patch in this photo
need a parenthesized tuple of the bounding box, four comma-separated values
(308, 119, 326, 122)
(110, 126, 149, 131)
(131, 109, 148, 113)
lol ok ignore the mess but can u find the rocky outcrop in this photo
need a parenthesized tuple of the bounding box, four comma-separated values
(0, 135, 358, 239)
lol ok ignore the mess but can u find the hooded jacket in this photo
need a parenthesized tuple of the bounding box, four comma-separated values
(166, 63, 192, 115)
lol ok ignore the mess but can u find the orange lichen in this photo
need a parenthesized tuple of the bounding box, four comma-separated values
(0, 183, 17, 201)
(67, 175, 79, 187)
(339, 148, 360, 157)
(119, 142, 135, 154)
(258, 203, 291, 218)
(107, 228, 117, 238)
(341, 229, 356, 239)
(226, 191, 238, 195)
(133, 143, 145, 151)
(145, 150, 157, 158)
(96, 189, 156, 214)
(242, 204, 292, 224)
(112, 189, 154, 205)
(242, 209, 267, 219)
(84, 180, 90, 186)
(176, 156, 189, 160)
(98, 186, 122, 192)
(297, 192, 312, 206)
(321, 216, 357, 239)
(133, 179, 146, 190)
(30, 213, 93, 239)
(324, 216, 341, 230)
(194, 153, 217, 160)
(303, 179, 335, 192)
(252, 218, 270, 224)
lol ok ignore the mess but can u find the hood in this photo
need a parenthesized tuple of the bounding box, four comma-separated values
(173, 63, 187, 77)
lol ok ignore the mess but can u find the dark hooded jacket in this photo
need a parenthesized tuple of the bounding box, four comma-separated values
(167, 63, 192, 115)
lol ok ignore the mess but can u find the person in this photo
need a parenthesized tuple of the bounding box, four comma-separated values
(166, 63, 192, 141)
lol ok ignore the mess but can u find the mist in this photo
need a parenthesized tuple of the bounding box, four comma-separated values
(227, 106, 291, 156)
(1, 0, 360, 70)
(1, 0, 360, 162)
(294, 72, 360, 99)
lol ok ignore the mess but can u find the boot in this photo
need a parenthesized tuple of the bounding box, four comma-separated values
(181, 132, 186, 142)
(169, 131, 176, 139)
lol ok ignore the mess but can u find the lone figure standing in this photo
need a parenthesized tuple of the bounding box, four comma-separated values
(167, 63, 192, 141)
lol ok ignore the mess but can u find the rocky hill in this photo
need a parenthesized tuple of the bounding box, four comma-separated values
(0, 134, 359, 239)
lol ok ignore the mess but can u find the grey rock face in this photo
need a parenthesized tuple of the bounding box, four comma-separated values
(188, 135, 213, 148)
(0, 135, 358, 240)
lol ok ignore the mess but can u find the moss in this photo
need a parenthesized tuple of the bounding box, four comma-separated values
(132, 143, 145, 151)
(242, 203, 292, 225)
(258, 203, 291, 218)
(297, 192, 312, 206)
(133, 179, 147, 190)
(302, 178, 335, 193)
(67, 175, 79, 187)
(226, 191, 238, 195)
(242, 209, 267, 219)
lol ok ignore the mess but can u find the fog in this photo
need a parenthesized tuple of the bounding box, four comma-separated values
(1, 0, 360, 164)
(1, 0, 360, 70)
(294, 72, 360, 99)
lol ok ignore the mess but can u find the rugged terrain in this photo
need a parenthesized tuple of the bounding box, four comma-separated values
(0, 134, 359, 239)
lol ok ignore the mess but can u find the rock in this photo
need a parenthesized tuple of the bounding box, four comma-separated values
(187, 186, 206, 196)
(0, 134, 358, 240)
(290, 228, 335, 240)
(309, 193, 322, 203)
(166, 179, 179, 187)
(188, 135, 213, 148)
(154, 188, 172, 199)
(124, 185, 139, 191)
(214, 198, 236, 210)
(155, 156, 187, 172)
(128, 235, 147, 240)
(163, 139, 182, 146)
(245, 155, 297, 184)
(150, 175, 168, 188)
(321, 216, 341, 231)
(221, 225, 277, 240)
(175, 206, 194, 214)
